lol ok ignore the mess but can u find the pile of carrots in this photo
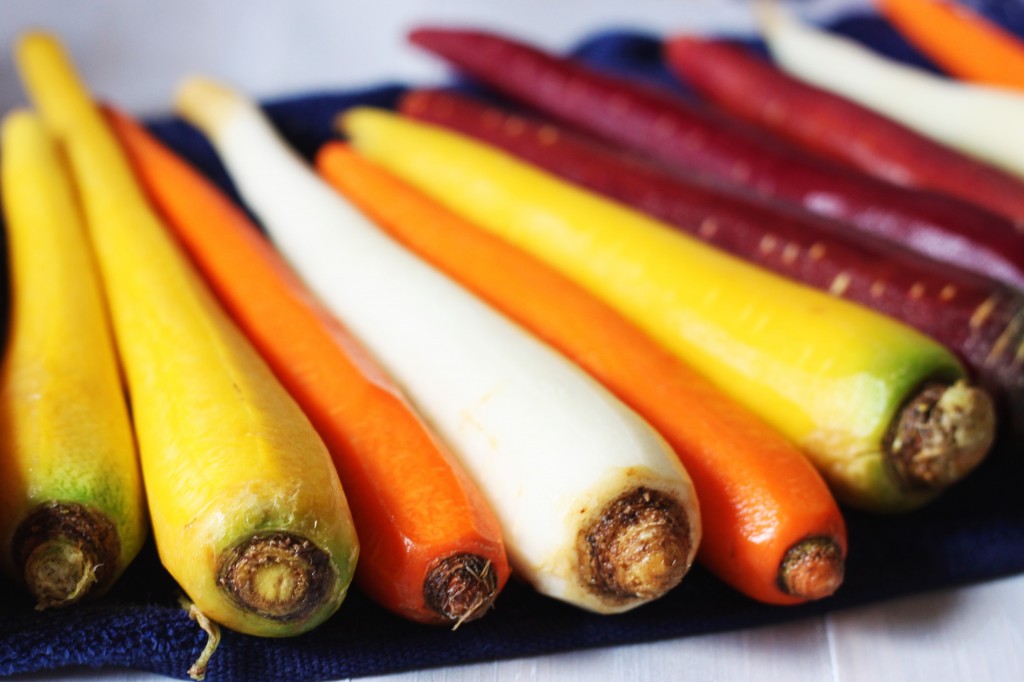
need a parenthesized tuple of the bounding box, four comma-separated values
(1, 1, 1023, 678)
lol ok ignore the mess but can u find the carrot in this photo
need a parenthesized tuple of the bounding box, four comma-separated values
(399, 89, 1024, 432)
(342, 107, 999, 514)
(315, 141, 846, 605)
(663, 35, 1024, 226)
(14, 31, 359, 656)
(176, 77, 702, 615)
(0, 110, 146, 609)
(875, 0, 1024, 90)
(408, 26, 1024, 291)
(758, 2, 1024, 183)
(106, 107, 510, 627)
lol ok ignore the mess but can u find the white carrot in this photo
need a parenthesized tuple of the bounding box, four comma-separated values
(174, 77, 701, 615)
(757, 1, 1024, 181)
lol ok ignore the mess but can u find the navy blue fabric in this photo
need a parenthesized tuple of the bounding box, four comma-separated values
(956, 0, 1024, 38)
(3, 15, 1024, 682)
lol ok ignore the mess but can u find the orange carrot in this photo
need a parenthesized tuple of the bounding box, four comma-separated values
(107, 108, 510, 626)
(876, 0, 1024, 90)
(316, 141, 848, 606)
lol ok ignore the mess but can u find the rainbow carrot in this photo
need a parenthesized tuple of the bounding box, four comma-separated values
(316, 141, 846, 605)
(342, 107, 998, 514)
(398, 89, 1024, 431)
(175, 77, 702, 615)
(875, 0, 1024, 90)
(107, 108, 510, 626)
(663, 35, 1024, 225)
(409, 26, 1024, 291)
(758, 2, 1024, 182)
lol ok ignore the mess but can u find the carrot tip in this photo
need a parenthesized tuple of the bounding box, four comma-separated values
(216, 532, 336, 623)
(13, 501, 119, 608)
(577, 487, 694, 607)
(174, 76, 243, 139)
(423, 553, 500, 627)
(887, 380, 996, 491)
(25, 542, 100, 610)
(777, 536, 845, 601)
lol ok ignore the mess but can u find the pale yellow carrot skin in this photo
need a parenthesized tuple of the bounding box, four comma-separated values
(342, 109, 992, 512)
(14, 32, 358, 636)
(0, 110, 146, 607)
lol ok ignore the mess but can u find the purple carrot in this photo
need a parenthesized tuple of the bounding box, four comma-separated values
(399, 88, 1024, 426)
(408, 27, 1024, 293)
(664, 35, 1024, 227)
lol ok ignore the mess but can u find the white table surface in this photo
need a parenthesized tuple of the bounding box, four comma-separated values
(3, 1, 1023, 681)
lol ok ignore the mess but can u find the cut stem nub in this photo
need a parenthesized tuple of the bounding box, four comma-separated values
(578, 487, 693, 607)
(217, 532, 336, 623)
(13, 501, 119, 609)
(887, 380, 996, 491)
(777, 536, 845, 600)
(423, 552, 499, 627)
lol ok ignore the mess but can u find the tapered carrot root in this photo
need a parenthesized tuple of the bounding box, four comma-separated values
(0, 111, 146, 609)
(175, 76, 701, 614)
(318, 141, 846, 604)
(342, 108, 998, 513)
(408, 27, 1024, 291)
(399, 89, 1024, 432)
(758, 2, 1024, 183)
(107, 107, 509, 626)
(14, 32, 359, 644)
(663, 35, 1024, 226)
(875, 0, 1024, 91)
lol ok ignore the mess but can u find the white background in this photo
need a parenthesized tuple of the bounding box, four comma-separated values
(2, 0, 869, 116)
(3, 1, 1024, 681)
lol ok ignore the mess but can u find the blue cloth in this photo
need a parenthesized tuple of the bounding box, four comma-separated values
(3, 13, 1024, 681)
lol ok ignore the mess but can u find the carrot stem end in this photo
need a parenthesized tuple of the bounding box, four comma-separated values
(423, 553, 499, 627)
(777, 536, 845, 601)
(577, 487, 693, 607)
(887, 380, 996, 491)
(216, 532, 336, 623)
(13, 501, 119, 608)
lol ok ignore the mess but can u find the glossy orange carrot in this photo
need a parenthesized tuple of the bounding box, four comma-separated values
(875, 0, 1024, 90)
(316, 141, 848, 606)
(107, 108, 509, 626)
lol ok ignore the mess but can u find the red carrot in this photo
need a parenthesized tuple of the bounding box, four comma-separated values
(408, 27, 1024, 291)
(399, 89, 1024, 428)
(317, 140, 847, 606)
(663, 35, 1024, 225)
(875, 0, 1024, 91)
(107, 107, 510, 626)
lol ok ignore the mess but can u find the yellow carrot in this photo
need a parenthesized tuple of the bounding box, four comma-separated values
(0, 110, 146, 609)
(14, 31, 358, 646)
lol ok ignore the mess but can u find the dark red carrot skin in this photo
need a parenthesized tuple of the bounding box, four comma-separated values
(399, 89, 1024, 427)
(664, 36, 1024, 228)
(408, 28, 1024, 292)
